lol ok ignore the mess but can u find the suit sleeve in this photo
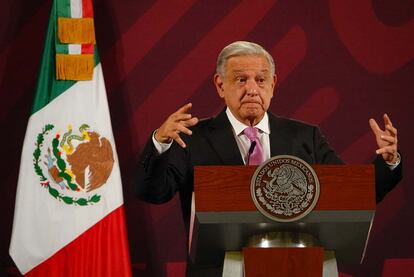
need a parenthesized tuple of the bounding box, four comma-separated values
(312, 126, 343, 164)
(134, 134, 190, 204)
(374, 153, 403, 202)
(312, 126, 402, 202)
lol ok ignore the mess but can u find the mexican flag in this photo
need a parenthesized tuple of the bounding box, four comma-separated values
(9, 0, 132, 275)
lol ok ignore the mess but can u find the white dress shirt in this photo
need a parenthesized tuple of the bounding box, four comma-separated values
(225, 108, 270, 164)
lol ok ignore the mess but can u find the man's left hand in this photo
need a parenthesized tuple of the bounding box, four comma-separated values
(369, 114, 399, 164)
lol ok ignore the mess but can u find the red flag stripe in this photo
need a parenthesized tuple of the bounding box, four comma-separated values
(82, 0, 93, 18)
(81, 44, 94, 54)
(25, 206, 132, 277)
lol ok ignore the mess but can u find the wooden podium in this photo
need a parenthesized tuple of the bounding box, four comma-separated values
(189, 165, 376, 276)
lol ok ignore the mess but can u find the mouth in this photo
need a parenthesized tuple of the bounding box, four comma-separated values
(240, 96, 262, 105)
(241, 101, 262, 106)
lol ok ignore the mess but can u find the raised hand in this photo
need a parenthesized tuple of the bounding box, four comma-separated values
(154, 103, 199, 148)
(369, 114, 399, 163)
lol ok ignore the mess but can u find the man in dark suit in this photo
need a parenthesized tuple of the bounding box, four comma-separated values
(135, 42, 402, 275)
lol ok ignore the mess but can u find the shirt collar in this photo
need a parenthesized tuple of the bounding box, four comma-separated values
(225, 107, 270, 136)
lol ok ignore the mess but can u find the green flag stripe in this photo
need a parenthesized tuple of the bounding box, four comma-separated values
(31, 0, 100, 115)
(55, 0, 69, 54)
(57, 0, 71, 18)
(56, 44, 69, 54)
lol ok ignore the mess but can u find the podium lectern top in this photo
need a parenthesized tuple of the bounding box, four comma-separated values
(190, 165, 375, 267)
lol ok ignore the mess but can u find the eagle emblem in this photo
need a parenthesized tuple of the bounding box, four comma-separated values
(33, 124, 115, 205)
(250, 155, 320, 222)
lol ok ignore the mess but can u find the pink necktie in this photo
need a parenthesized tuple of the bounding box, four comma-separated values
(244, 127, 264, 165)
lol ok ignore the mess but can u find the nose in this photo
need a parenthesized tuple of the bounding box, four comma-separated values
(246, 89, 258, 97)
(245, 80, 259, 96)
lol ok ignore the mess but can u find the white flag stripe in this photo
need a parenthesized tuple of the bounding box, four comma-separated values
(70, 0, 83, 18)
(68, 44, 82, 54)
(9, 64, 124, 274)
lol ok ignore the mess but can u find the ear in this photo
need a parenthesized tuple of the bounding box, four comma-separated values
(214, 74, 225, 98)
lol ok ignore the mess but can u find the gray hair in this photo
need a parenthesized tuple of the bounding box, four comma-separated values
(216, 41, 275, 77)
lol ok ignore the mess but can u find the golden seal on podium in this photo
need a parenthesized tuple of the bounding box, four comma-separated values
(250, 155, 320, 222)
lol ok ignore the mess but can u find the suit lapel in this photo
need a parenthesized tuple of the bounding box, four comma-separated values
(268, 113, 292, 157)
(205, 111, 291, 163)
(207, 110, 244, 165)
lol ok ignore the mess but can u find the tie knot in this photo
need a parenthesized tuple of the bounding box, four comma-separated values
(244, 127, 259, 141)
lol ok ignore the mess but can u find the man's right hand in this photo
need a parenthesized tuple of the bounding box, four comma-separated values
(154, 103, 199, 148)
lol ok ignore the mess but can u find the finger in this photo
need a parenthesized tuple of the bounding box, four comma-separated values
(181, 117, 199, 127)
(385, 124, 397, 136)
(171, 113, 192, 122)
(383, 113, 393, 127)
(376, 145, 396, 155)
(175, 124, 193, 136)
(172, 134, 186, 148)
(380, 135, 397, 144)
(369, 118, 381, 134)
(176, 103, 193, 114)
(175, 118, 199, 134)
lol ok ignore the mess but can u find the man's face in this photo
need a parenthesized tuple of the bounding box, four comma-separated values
(214, 55, 276, 126)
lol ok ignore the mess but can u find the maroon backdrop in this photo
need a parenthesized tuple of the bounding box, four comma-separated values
(1, 0, 413, 276)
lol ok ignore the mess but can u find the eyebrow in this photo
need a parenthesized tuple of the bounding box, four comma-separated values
(231, 69, 270, 75)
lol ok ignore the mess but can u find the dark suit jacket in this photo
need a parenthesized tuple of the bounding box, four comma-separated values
(135, 109, 402, 231)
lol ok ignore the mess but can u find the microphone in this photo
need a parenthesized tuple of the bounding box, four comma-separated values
(246, 140, 256, 165)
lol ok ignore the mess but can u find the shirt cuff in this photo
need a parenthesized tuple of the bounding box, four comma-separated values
(386, 152, 401, 170)
(152, 130, 173, 155)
